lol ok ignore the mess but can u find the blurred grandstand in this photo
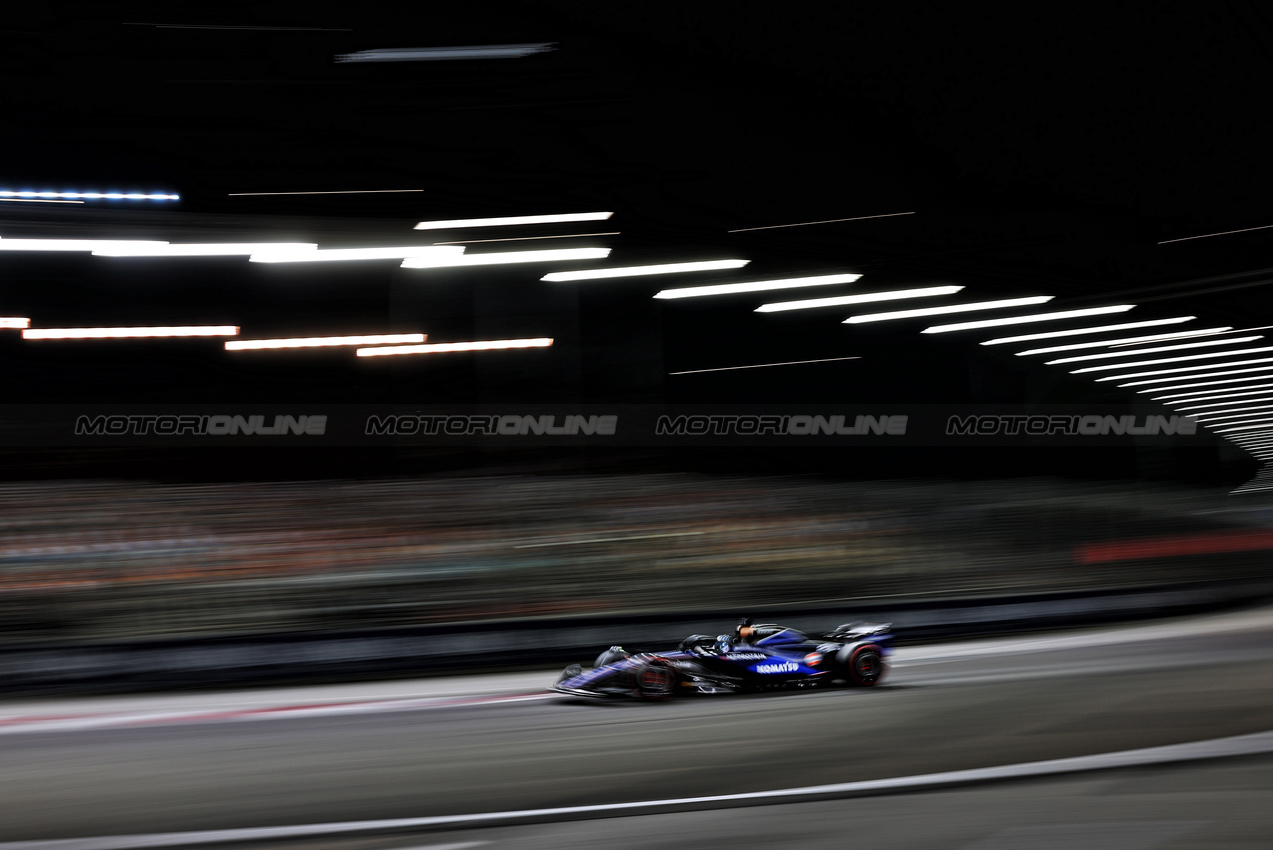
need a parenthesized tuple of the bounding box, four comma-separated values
(0, 475, 1267, 645)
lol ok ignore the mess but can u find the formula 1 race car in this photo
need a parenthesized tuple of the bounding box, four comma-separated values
(551, 618, 892, 700)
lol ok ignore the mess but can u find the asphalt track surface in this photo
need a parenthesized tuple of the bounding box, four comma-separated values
(3, 604, 1273, 845)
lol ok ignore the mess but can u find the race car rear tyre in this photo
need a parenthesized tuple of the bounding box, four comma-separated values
(841, 645, 885, 687)
(634, 659, 679, 700)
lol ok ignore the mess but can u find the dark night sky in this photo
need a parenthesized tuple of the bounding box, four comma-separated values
(2, 2, 1272, 483)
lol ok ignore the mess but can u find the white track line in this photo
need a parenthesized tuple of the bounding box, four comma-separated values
(5, 730, 1273, 850)
(0, 693, 552, 735)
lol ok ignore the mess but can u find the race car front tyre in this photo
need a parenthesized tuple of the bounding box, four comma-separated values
(839, 644, 885, 687)
(634, 659, 679, 700)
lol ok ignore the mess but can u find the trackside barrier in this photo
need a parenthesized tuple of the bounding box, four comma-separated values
(1, 578, 1271, 694)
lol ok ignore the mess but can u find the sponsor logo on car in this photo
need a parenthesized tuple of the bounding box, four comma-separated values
(725, 652, 766, 661)
(752, 661, 800, 674)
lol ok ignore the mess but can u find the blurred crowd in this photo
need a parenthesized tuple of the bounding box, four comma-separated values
(0, 475, 1264, 644)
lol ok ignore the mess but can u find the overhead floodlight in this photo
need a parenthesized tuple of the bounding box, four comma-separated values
(414, 212, 612, 231)
(403, 247, 610, 269)
(1112, 363, 1273, 386)
(981, 317, 1196, 346)
(1107, 326, 1273, 346)
(356, 338, 553, 357)
(436, 232, 620, 245)
(337, 44, 556, 63)
(1156, 386, 1273, 402)
(1175, 394, 1273, 409)
(1192, 405, 1273, 422)
(844, 296, 1053, 325)
(1177, 397, 1273, 412)
(727, 211, 916, 233)
(1016, 327, 1233, 356)
(754, 284, 959, 312)
(227, 333, 426, 350)
(0, 318, 30, 329)
(1139, 376, 1273, 394)
(1046, 337, 1262, 365)
(1081, 348, 1273, 376)
(0, 191, 178, 201)
(541, 259, 749, 281)
(1214, 420, 1273, 434)
(1158, 222, 1273, 244)
(250, 246, 466, 263)
(94, 243, 318, 257)
(655, 273, 862, 300)
(24, 326, 239, 339)
(669, 356, 862, 375)
(0, 238, 169, 252)
(922, 305, 1133, 334)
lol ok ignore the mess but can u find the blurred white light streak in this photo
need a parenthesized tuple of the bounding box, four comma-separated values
(656, 273, 861, 300)
(755, 284, 959, 312)
(356, 338, 552, 357)
(1108, 325, 1273, 346)
(1230, 435, 1273, 446)
(1176, 395, 1273, 410)
(227, 333, 426, 351)
(403, 247, 610, 269)
(94, 243, 317, 257)
(0, 198, 83, 204)
(0, 238, 168, 252)
(845, 296, 1054, 325)
(0, 191, 177, 200)
(1114, 364, 1273, 386)
(980, 317, 1195, 346)
(1081, 348, 1273, 376)
(1192, 405, 1273, 422)
(541, 259, 748, 282)
(251, 246, 465, 263)
(24, 326, 238, 339)
(1159, 223, 1273, 244)
(415, 212, 612, 231)
(337, 44, 556, 63)
(1215, 420, 1273, 434)
(435, 232, 619, 245)
(1017, 327, 1233, 356)
(670, 356, 862, 375)
(1156, 386, 1273, 402)
(727, 212, 916, 233)
(1141, 376, 1273, 394)
(1046, 337, 1262, 365)
(229, 189, 422, 196)
(923, 305, 1132, 333)
(0, 318, 30, 329)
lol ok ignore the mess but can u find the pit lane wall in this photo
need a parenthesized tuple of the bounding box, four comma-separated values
(2, 578, 1269, 694)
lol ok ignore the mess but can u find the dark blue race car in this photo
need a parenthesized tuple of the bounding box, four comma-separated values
(551, 618, 893, 700)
